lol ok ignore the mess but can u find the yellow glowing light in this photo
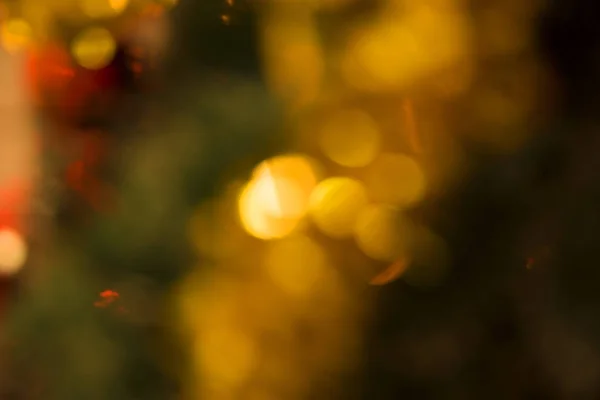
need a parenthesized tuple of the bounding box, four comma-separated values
(239, 181, 298, 240)
(365, 153, 426, 207)
(238, 154, 321, 240)
(343, 22, 422, 91)
(265, 235, 326, 296)
(309, 177, 368, 238)
(0, 229, 27, 276)
(1, 19, 33, 53)
(252, 154, 321, 216)
(319, 109, 381, 168)
(71, 27, 116, 70)
(342, 7, 470, 92)
(354, 205, 410, 262)
(238, 177, 301, 240)
(197, 326, 256, 386)
(81, 0, 128, 18)
(259, 176, 305, 219)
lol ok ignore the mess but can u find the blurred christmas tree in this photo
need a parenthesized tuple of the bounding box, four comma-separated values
(1, 0, 600, 399)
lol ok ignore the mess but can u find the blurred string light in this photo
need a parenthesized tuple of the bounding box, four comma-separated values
(181, 0, 551, 396)
(0, 228, 27, 276)
(71, 27, 116, 69)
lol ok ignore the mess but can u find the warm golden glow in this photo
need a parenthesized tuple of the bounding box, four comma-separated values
(365, 153, 426, 207)
(264, 235, 326, 297)
(319, 109, 381, 168)
(239, 155, 320, 240)
(354, 205, 409, 262)
(343, 21, 422, 91)
(197, 326, 257, 386)
(252, 154, 321, 216)
(309, 177, 368, 238)
(1, 19, 33, 53)
(342, 7, 471, 92)
(71, 27, 116, 70)
(0, 229, 27, 276)
(81, 0, 129, 18)
(238, 178, 301, 240)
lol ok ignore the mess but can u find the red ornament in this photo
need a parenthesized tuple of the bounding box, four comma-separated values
(26, 42, 131, 127)
(25, 44, 75, 109)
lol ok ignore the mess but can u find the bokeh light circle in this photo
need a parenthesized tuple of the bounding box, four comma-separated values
(319, 109, 381, 167)
(365, 153, 426, 207)
(238, 178, 301, 240)
(0, 229, 27, 276)
(71, 27, 116, 70)
(81, 0, 129, 18)
(252, 154, 321, 218)
(239, 154, 321, 240)
(309, 177, 368, 238)
(354, 204, 410, 262)
(265, 235, 326, 297)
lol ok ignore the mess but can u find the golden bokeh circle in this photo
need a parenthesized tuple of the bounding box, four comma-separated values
(264, 235, 326, 297)
(238, 154, 322, 240)
(252, 154, 321, 218)
(81, 0, 129, 18)
(309, 177, 368, 238)
(365, 153, 426, 207)
(238, 178, 301, 240)
(319, 109, 381, 168)
(71, 27, 116, 70)
(354, 204, 410, 262)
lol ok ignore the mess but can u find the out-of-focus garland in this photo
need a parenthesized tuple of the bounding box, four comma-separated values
(178, 0, 555, 398)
